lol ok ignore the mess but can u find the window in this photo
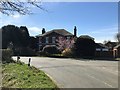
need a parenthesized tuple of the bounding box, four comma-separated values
(96, 48, 101, 51)
(67, 36, 70, 40)
(102, 48, 109, 51)
(46, 37, 49, 43)
(39, 37, 42, 43)
(52, 37, 56, 43)
(39, 45, 42, 51)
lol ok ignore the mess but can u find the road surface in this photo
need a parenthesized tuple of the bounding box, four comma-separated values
(12, 57, 118, 88)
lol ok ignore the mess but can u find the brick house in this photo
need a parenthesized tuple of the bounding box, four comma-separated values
(95, 43, 109, 52)
(95, 43, 113, 58)
(113, 44, 120, 58)
(36, 26, 77, 51)
(105, 41, 118, 51)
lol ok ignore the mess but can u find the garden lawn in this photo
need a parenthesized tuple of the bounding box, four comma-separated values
(2, 62, 58, 88)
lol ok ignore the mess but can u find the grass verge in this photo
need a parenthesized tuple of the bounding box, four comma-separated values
(2, 62, 58, 89)
(116, 58, 120, 60)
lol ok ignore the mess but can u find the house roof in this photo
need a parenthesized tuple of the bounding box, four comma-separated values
(79, 35, 94, 40)
(95, 43, 109, 48)
(36, 34, 42, 37)
(114, 44, 120, 49)
(36, 29, 73, 37)
(105, 41, 117, 46)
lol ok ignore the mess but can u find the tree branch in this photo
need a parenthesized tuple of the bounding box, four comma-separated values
(0, 0, 46, 15)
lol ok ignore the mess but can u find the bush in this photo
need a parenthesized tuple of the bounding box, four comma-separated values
(62, 48, 73, 57)
(42, 45, 60, 54)
(20, 47, 36, 56)
(36, 51, 49, 57)
(73, 37, 96, 58)
(1, 49, 13, 63)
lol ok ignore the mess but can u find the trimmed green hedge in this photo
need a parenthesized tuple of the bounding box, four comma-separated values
(1, 49, 13, 63)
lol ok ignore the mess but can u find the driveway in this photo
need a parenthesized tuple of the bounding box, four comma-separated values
(12, 57, 118, 88)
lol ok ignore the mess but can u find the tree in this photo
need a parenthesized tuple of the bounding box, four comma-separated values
(2, 25, 21, 49)
(20, 26, 30, 47)
(56, 37, 75, 52)
(103, 40, 111, 45)
(1, 25, 30, 49)
(29, 36, 37, 50)
(103, 40, 108, 44)
(1, 25, 37, 55)
(116, 32, 120, 43)
(1, 25, 39, 55)
(0, 0, 46, 15)
(73, 36, 96, 58)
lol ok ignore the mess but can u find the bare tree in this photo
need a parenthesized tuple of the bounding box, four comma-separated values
(0, 0, 46, 15)
(116, 32, 120, 43)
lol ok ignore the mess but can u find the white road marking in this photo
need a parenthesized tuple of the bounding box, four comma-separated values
(87, 74, 113, 88)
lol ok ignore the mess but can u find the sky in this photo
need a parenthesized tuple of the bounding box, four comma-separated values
(0, 2, 118, 43)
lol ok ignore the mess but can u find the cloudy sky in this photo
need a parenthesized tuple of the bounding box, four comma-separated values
(0, 1, 118, 43)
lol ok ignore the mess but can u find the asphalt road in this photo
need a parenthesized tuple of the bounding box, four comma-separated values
(12, 57, 118, 88)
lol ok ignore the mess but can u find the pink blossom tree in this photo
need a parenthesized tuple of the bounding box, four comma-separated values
(56, 36, 75, 52)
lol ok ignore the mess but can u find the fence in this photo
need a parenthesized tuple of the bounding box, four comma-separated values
(95, 51, 113, 58)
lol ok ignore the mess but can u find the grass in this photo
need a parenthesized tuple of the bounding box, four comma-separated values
(2, 62, 58, 89)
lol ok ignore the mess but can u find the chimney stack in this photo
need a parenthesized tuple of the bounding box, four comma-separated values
(74, 26, 77, 37)
(42, 28, 46, 34)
